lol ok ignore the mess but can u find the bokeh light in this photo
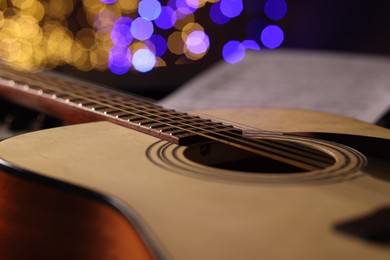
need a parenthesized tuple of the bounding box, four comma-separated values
(264, 0, 288, 21)
(111, 17, 133, 46)
(222, 41, 246, 64)
(174, 0, 197, 17)
(100, 0, 117, 4)
(138, 0, 162, 21)
(209, 2, 230, 25)
(0, 0, 287, 73)
(133, 48, 156, 72)
(242, 40, 260, 51)
(220, 0, 244, 18)
(261, 25, 284, 49)
(148, 34, 168, 56)
(155, 6, 177, 30)
(130, 17, 154, 40)
(109, 45, 132, 74)
(185, 30, 209, 55)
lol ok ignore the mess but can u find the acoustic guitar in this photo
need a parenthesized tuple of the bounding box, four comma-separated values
(0, 63, 389, 259)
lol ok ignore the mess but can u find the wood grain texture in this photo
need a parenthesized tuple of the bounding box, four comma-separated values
(0, 169, 153, 260)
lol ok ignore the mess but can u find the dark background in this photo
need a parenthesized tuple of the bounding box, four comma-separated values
(284, 0, 390, 55)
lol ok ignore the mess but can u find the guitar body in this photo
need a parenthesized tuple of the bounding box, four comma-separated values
(0, 108, 389, 259)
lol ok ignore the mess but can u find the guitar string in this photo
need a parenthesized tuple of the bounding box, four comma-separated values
(0, 70, 332, 171)
(1, 71, 333, 170)
(1, 72, 332, 170)
(43, 85, 333, 169)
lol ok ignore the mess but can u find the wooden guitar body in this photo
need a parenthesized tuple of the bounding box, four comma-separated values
(0, 108, 389, 259)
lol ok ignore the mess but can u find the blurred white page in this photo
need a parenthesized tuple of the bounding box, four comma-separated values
(160, 50, 390, 123)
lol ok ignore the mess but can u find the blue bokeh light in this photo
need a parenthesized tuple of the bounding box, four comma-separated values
(149, 34, 168, 56)
(155, 6, 177, 29)
(222, 41, 246, 64)
(261, 25, 284, 49)
(130, 17, 154, 40)
(109, 46, 132, 75)
(186, 31, 210, 54)
(242, 40, 260, 51)
(111, 17, 133, 47)
(209, 2, 230, 25)
(264, 0, 288, 20)
(138, 0, 162, 21)
(133, 49, 156, 72)
(220, 0, 244, 18)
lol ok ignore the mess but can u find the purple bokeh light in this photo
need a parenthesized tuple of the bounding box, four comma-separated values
(100, 0, 116, 4)
(220, 0, 244, 18)
(111, 17, 133, 47)
(133, 49, 156, 72)
(185, 0, 200, 9)
(174, 0, 196, 19)
(130, 17, 154, 40)
(264, 0, 288, 20)
(242, 40, 260, 51)
(261, 25, 284, 49)
(186, 30, 210, 54)
(222, 41, 246, 64)
(109, 46, 132, 75)
(209, 2, 230, 25)
(155, 6, 177, 29)
(138, 0, 162, 21)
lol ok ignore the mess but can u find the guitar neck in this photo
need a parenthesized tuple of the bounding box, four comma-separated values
(0, 63, 240, 145)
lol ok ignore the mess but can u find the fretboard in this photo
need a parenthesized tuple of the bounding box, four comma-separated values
(0, 63, 241, 145)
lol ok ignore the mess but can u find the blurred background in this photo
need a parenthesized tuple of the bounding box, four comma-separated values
(1, 0, 390, 137)
(1, 0, 389, 99)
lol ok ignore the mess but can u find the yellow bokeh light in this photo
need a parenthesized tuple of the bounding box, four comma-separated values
(84, 4, 121, 28)
(45, 26, 74, 66)
(174, 13, 195, 30)
(16, 16, 42, 45)
(116, 0, 139, 14)
(154, 57, 167, 68)
(76, 27, 96, 49)
(168, 31, 184, 55)
(182, 22, 204, 40)
(82, 0, 107, 15)
(130, 41, 147, 53)
(0, 11, 4, 27)
(69, 41, 91, 70)
(0, 18, 20, 44)
(46, 0, 75, 18)
(19, 1, 45, 22)
(89, 45, 109, 71)
(11, 0, 35, 10)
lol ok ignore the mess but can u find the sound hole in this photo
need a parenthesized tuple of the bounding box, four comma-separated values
(183, 141, 336, 174)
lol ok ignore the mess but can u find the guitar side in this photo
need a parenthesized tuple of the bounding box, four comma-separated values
(0, 108, 389, 260)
